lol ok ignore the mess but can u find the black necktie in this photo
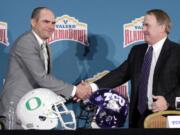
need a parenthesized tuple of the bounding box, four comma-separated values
(137, 46, 153, 114)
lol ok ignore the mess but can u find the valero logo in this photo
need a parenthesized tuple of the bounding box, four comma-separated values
(48, 15, 88, 46)
(123, 16, 144, 48)
(0, 21, 9, 46)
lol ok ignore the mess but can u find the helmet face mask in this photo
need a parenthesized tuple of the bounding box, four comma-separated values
(16, 88, 76, 130)
(77, 99, 97, 128)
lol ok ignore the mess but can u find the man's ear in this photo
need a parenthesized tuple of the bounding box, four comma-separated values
(160, 24, 166, 33)
(31, 19, 36, 28)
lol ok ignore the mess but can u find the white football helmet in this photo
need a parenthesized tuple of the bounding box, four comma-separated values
(16, 88, 76, 130)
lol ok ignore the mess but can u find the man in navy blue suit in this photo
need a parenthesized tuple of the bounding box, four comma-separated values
(80, 9, 180, 128)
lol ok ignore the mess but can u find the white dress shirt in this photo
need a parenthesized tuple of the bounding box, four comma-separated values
(90, 36, 167, 110)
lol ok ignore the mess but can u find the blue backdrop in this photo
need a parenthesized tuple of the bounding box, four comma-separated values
(0, 0, 180, 128)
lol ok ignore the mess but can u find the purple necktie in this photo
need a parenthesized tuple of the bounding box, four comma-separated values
(138, 46, 153, 114)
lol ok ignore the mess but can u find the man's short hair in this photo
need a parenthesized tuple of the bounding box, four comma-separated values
(31, 7, 49, 20)
(146, 9, 171, 34)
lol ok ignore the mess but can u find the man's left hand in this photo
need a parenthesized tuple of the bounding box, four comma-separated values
(152, 95, 169, 112)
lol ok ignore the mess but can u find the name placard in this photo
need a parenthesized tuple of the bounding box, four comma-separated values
(167, 116, 180, 128)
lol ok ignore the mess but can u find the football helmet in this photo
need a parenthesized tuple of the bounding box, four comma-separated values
(16, 88, 76, 130)
(77, 98, 97, 128)
(89, 88, 129, 128)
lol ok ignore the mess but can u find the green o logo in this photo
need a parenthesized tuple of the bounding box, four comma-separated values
(25, 97, 42, 111)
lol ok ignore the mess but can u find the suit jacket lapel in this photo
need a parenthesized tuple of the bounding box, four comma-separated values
(30, 31, 51, 74)
(133, 44, 148, 92)
(46, 44, 51, 74)
(153, 38, 170, 91)
(138, 44, 148, 74)
(31, 31, 46, 64)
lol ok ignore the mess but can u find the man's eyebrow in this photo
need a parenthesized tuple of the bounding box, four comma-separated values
(42, 19, 56, 24)
(52, 21, 56, 24)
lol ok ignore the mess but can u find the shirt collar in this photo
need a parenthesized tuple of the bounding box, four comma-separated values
(148, 36, 167, 53)
(32, 30, 45, 47)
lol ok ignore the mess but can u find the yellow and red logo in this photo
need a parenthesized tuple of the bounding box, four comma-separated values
(123, 16, 144, 48)
(48, 15, 88, 46)
(0, 21, 9, 46)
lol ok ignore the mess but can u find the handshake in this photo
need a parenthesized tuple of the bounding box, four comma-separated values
(74, 81, 92, 101)
(73, 70, 109, 101)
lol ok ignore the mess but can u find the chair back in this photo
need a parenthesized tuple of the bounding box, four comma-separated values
(144, 110, 180, 128)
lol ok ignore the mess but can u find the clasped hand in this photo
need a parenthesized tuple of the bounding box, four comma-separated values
(74, 81, 92, 101)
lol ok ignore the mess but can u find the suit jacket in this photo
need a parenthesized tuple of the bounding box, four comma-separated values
(95, 38, 180, 127)
(0, 31, 74, 115)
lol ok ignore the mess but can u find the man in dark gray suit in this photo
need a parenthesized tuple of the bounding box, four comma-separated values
(0, 7, 91, 129)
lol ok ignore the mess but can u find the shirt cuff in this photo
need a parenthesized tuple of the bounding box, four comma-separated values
(71, 86, 76, 97)
(90, 83, 99, 92)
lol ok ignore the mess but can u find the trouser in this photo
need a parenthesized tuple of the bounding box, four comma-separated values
(130, 107, 152, 128)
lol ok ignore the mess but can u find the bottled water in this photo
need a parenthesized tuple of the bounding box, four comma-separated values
(7, 101, 15, 130)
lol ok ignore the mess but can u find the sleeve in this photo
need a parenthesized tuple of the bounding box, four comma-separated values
(94, 45, 138, 89)
(14, 36, 74, 99)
